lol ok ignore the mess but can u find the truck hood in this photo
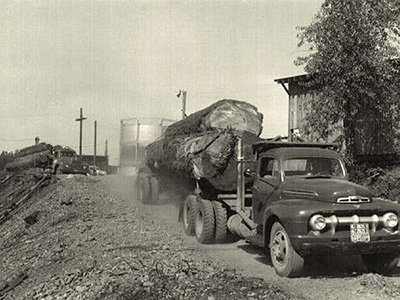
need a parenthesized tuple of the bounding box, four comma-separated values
(280, 178, 373, 203)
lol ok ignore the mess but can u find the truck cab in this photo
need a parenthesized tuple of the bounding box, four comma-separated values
(52, 148, 89, 175)
(251, 144, 400, 277)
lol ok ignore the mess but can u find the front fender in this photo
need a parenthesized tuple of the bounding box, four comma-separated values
(262, 199, 327, 246)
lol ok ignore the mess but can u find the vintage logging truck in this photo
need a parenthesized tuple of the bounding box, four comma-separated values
(5, 143, 89, 175)
(137, 100, 400, 277)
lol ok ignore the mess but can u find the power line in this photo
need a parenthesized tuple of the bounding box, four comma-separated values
(0, 110, 76, 119)
(0, 138, 33, 142)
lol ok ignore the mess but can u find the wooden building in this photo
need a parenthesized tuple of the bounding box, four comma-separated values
(274, 74, 397, 160)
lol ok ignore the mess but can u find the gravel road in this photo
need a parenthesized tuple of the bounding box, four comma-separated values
(107, 175, 400, 300)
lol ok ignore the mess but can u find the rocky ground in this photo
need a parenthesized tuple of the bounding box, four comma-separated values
(2, 173, 400, 300)
(0, 174, 301, 300)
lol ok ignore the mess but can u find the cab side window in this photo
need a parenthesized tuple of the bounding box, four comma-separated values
(259, 157, 279, 178)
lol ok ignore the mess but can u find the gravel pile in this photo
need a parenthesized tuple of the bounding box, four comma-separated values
(356, 273, 400, 298)
(0, 174, 301, 300)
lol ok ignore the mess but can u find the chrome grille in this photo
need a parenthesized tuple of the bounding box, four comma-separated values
(337, 196, 370, 203)
(325, 214, 381, 234)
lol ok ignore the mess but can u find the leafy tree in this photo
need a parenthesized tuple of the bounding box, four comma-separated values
(296, 0, 400, 162)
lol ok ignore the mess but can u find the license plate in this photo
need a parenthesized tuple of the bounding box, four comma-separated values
(350, 223, 370, 243)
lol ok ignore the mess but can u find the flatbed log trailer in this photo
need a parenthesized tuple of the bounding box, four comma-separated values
(138, 139, 400, 277)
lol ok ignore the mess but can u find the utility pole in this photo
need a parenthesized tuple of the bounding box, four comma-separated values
(105, 139, 108, 157)
(176, 90, 187, 120)
(75, 108, 87, 157)
(94, 120, 97, 166)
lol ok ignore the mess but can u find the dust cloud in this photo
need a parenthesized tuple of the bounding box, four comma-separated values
(105, 174, 183, 226)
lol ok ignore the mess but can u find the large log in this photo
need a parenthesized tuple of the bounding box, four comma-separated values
(146, 100, 264, 192)
(14, 143, 53, 158)
(146, 131, 262, 192)
(5, 150, 52, 171)
(165, 99, 263, 137)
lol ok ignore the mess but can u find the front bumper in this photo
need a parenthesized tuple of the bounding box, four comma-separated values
(291, 231, 400, 256)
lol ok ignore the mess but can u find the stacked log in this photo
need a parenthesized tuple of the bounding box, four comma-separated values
(14, 143, 53, 158)
(5, 144, 53, 172)
(145, 99, 263, 192)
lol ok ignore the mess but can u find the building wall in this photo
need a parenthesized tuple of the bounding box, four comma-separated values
(288, 91, 341, 144)
(284, 79, 394, 157)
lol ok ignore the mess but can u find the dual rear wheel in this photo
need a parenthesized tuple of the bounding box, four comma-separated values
(182, 196, 228, 244)
(137, 174, 159, 204)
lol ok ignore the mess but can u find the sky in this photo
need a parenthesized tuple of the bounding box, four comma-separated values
(0, 0, 323, 164)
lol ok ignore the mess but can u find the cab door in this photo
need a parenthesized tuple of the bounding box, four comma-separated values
(252, 156, 280, 224)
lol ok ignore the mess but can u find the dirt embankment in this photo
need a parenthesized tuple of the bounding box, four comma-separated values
(0, 174, 301, 300)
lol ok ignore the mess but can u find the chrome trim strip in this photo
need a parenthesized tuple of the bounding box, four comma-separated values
(337, 196, 370, 203)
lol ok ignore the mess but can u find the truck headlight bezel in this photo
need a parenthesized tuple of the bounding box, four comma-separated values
(383, 212, 398, 228)
(309, 214, 326, 231)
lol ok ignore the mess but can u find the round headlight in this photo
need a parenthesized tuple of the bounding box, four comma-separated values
(383, 213, 398, 228)
(310, 214, 326, 231)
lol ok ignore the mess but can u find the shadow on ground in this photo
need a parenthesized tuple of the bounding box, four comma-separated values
(237, 243, 400, 278)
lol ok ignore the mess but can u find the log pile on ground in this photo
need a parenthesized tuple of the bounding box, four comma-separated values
(145, 99, 263, 192)
(5, 143, 54, 172)
(14, 143, 53, 158)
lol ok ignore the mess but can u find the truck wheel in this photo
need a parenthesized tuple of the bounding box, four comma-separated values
(195, 199, 215, 244)
(270, 222, 304, 277)
(150, 177, 159, 203)
(362, 254, 399, 274)
(183, 195, 197, 235)
(138, 175, 151, 204)
(213, 201, 228, 243)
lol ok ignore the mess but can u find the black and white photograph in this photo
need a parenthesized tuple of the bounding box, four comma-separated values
(1, 0, 400, 299)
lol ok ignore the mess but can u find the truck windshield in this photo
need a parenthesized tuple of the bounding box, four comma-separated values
(60, 151, 75, 157)
(283, 157, 345, 178)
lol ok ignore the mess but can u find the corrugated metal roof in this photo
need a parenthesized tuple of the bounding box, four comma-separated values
(274, 74, 309, 84)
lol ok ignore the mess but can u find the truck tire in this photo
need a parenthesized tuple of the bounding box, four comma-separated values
(362, 254, 399, 274)
(195, 199, 215, 244)
(269, 222, 304, 277)
(213, 201, 228, 243)
(138, 175, 151, 204)
(183, 195, 197, 235)
(150, 176, 159, 203)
